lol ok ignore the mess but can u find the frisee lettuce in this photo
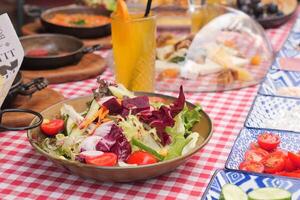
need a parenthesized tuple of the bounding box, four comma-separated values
(164, 106, 201, 160)
(118, 114, 162, 152)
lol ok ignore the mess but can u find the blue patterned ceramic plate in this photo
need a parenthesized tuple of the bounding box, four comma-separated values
(202, 169, 300, 200)
(244, 95, 300, 131)
(282, 32, 300, 51)
(258, 68, 300, 98)
(225, 128, 300, 171)
(292, 18, 300, 33)
(276, 48, 300, 60)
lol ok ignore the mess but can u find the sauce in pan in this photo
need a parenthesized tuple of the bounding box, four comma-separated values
(48, 13, 111, 27)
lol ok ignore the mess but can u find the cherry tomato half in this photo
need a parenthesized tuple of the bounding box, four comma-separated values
(257, 133, 280, 151)
(285, 156, 297, 172)
(239, 161, 264, 173)
(245, 149, 269, 163)
(41, 119, 64, 136)
(249, 142, 260, 150)
(85, 153, 117, 167)
(263, 151, 286, 174)
(126, 151, 157, 165)
(288, 152, 300, 168)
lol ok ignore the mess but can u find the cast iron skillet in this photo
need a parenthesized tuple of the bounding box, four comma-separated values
(20, 34, 102, 70)
(40, 5, 111, 39)
(0, 73, 47, 131)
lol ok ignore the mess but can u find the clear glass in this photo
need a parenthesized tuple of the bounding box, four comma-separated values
(111, 14, 156, 92)
(155, 4, 274, 92)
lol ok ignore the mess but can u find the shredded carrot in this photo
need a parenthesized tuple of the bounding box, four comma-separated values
(223, 40, 236, 49)
(80, 106, 109, 129)
(97, 106, 109, 124)
(102, 118, 111, 123)
(250, 55, 262, 66)
(116, 98, 122, 105)
(158, 69, 179, 80)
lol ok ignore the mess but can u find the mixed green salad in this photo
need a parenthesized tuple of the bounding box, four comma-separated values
(39, 79, 202, 167)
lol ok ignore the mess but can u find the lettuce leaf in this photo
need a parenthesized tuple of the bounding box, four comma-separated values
(164, 108, 200, 160)
(96, 124, 131, 161)
(164, 135, 192, 160)
(182, 105, 202, 134)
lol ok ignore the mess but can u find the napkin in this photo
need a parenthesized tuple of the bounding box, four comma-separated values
(0, 13, 24, 108)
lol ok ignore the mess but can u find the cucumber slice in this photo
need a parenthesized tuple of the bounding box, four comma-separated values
(248, 188, 291, 200)
(132, 137, 164, 161)
(108, 85, 134, 99)
(220, 184, 247, 200)
(69, 126, 83, 137)
(85, 100, 100, 120)
(66, 117, 75, 135)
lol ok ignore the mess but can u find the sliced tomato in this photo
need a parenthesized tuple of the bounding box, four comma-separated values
(244, 149, 269, 163)
(249, 142, 260, 150)
(285, 156, 297, 172)
(288, 152, 300, 168)
(41, 119, 64, 136)
(293, 169, 300, 173)
(26, 49, 49, 57)
(263, 151, 286, 174)
(257, 133, 280, 151)
(126, 151, 157, 165)
(85, 153, 117, 167)
(239, 161, 264, 173)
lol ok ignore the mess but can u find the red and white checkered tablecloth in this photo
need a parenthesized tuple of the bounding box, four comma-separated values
(0, 11, 298, 199)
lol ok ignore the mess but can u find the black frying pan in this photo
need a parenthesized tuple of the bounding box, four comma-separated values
(2, 73, 48, 109)
(20, 34, 102, 70)
(0, 73, 47, 131)
(40, 5, 111, 39)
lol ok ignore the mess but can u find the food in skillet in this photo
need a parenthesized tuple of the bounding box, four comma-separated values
(40, 79, 202, 166)
(239, 132, 300, 179)
(48, 13, 111, 27)
(219, 184, 292, 200)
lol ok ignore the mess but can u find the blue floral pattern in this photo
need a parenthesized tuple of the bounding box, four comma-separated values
(259, 69, 300, 97)
(202, 169, 300, 200)
(245, 95, 300, 130)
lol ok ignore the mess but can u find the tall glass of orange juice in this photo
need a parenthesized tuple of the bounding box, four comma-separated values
(111, 12, 156, 92)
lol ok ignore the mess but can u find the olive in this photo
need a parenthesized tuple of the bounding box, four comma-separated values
(237, 0, 247, 6)
(251, 0, 260, 4)
(238, 0, 252, 7)
(253, 3, 264, 17)
(276, 11, 284, 16)
(267, 3, 278, 14)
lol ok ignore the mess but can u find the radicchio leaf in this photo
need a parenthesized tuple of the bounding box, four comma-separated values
(102, 97, 123, 115)
(170, 86, 185, 118)
(139, 106, 174, 146)
(80, 136, 102, 152)
(122, 96, 150, 115)
(96, 124, 131, 161)
(93, 121, 115, 137)
(138, 86, 186, 146)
